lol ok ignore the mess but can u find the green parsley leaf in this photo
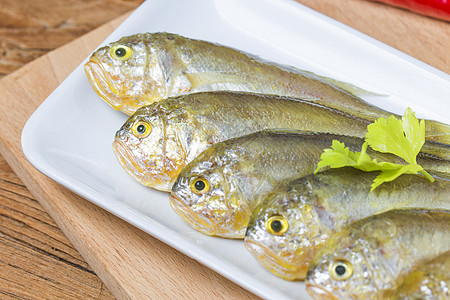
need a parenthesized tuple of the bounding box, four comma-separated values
(365, 108, 425, 165)
(371, 164, 423, 191)
(315, 108, 434, 191)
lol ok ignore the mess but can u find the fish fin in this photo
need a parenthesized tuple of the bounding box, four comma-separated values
(304, 70, 387, 97)
(361, 218, 397, 244)
(318, 75, 386, 97)
(276, 62, 387, 97)
(184, 72, 252, 89)
(258, 128, 318, 135)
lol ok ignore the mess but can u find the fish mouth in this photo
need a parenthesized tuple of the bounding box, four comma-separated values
(112, 138, 172, 191)
(170, 193, 247, 239)
(244, 239, 307, 280)
(84, 58, 123, 110)
(112, 138, 145, 179)
(169, 194, 216, 234)
(305, 284, 338, 300)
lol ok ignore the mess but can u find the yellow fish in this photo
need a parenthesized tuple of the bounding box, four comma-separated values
(245, 168, 450, 280)
(306, 209, 450, 299)
(112, 92, 450, 191)
(85, 32, 450, 144)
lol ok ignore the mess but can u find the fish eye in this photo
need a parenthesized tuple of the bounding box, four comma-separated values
(265, 215, 289, 235)
(330, 259, 353, 280)
(132, 121, 151, 138)
(190, 177, 210, 195)
(110, 45, 132, 60)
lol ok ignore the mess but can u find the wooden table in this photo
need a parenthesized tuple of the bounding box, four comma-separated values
(0, 0, 448, 299)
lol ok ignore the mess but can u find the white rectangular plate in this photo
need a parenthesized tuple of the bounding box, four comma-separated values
(21, 0, 450, 299)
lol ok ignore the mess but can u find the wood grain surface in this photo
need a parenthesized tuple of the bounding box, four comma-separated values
(0, 1, 141, 298)
(0, 157, 114, 299)
(0, 0, 448, 299)
(0, 0, 146, 79)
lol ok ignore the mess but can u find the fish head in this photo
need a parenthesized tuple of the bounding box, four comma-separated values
(85, 34, 165, 115)
(244, 180, 328, 280)
(112, 100, 200, 191)
(170, 144, 251, 239)
(305, 220, 391, 299)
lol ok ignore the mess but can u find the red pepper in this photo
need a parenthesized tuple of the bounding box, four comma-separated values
(372, 0, 450, 21)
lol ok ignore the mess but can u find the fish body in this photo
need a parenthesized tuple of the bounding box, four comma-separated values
(305, 209, 450, 299)
(245, 168, 450, 281)
(85, 32, 450, 144)
(170, 131, 378, 238)
(113, 91, 450, 191)
(170, 131, 450, 239)
(393, 251, 450, 300)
